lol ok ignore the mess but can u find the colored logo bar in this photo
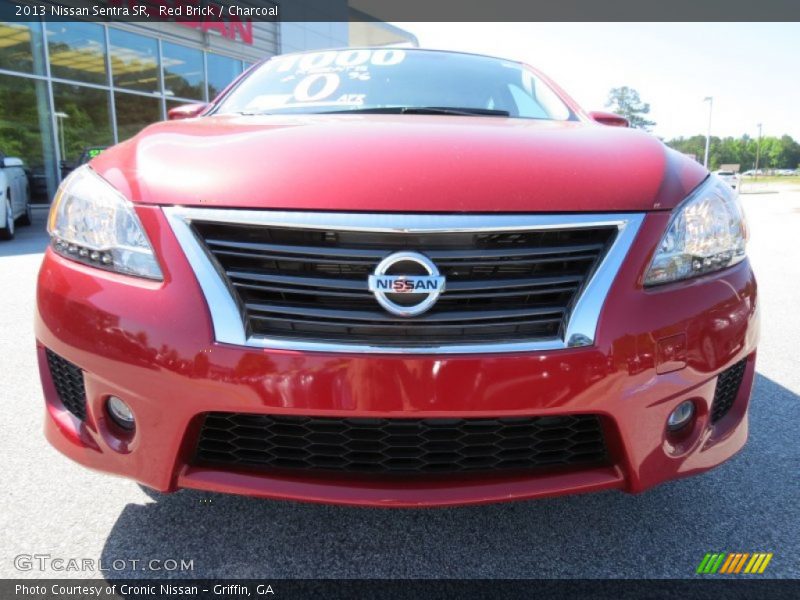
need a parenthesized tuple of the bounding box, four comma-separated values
(696, 552, 773, 574)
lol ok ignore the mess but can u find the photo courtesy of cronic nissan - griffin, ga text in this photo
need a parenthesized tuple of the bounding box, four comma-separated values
(34, 48, 759, 507)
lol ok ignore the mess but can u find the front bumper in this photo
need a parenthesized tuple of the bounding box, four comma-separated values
(35, 206, 759, 507)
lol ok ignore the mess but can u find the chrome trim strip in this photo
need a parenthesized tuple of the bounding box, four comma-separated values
(164, 208, 645, 354)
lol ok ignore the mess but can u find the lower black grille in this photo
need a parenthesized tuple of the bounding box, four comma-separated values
(45, 349, 87, 421)
(191, 220, 618, 346)
(194, 413, 608, 475)
(710, 359, 748, 423)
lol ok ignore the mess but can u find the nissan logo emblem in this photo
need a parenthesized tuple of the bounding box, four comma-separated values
(367, 251, 445, 317)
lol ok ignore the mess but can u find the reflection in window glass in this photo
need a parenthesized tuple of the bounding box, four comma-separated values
(109, 28, 159, 93)
(207, 53, 243, 98)
(0, 21, 45, 75)
(217, 50, 574, 121)
(507, 85, 547, 119)
(165, 98, 190, 113)
(46, 22, 107, 85)
(163, 42, 204, 100)
(0, 73, 56, 202)
(52, 83, 113, 166)
(115, 92, 162, 141)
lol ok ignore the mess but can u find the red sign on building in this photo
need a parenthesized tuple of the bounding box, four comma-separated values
(109, 0, 255, 45)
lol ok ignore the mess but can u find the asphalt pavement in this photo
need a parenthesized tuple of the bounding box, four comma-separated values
(1, 187, 798, 579)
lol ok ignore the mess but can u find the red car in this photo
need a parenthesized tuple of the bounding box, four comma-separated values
(36, 49, 758, 507)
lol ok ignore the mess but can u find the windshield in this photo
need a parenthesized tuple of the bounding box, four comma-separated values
(214, 49, 574, 120)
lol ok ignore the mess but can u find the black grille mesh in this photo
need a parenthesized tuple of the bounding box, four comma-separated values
(191, 222, 617, 346)
(710, 359, 747, 423)
(194, 413, 608, 475)
(45, 349, 87, 421)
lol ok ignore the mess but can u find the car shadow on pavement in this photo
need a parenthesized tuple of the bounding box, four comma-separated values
(98, 373, 799, 579)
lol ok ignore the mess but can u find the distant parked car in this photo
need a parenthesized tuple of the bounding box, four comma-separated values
(59, 146, 109, 181)
(78, 146, 107, 166)
(0, 151, 32, 240)
(713, 169, 740, 191)
(24, 169, 49, 204)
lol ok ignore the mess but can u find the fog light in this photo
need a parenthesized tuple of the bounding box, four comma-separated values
(107, 396, 135, 430)
(667, 400, 695, 431)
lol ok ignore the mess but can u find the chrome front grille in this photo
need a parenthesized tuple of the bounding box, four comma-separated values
(165, 209, 644, 353)
(193, 222, 616, 346)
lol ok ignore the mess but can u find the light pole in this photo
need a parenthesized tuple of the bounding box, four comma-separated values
(754, 123, 763, 182)
(703, 97, 713, 168)
(54, 111, 69, 160)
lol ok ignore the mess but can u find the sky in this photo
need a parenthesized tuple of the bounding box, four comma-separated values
(396, 23, 800, 141)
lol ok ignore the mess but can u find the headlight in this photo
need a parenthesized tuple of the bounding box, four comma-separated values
(48, 166, 162, 280)
(644, 176, 747, 286)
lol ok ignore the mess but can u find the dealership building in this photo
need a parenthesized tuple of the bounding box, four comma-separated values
(0, 5, 416, 202)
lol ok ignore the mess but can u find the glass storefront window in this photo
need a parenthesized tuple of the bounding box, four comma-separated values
(115, 92, 162, 141)
(52, 83, 113, 168)
(0, 21, 45, 75)
(0, 73, 56, 202)
(46, 22, 107, 85)
(207, 53, 243, 99)
(109, 28, 159, 93)
(166, 98, 191, 113)
(162, 42, 204, 101)
(1, 21, 259, 202)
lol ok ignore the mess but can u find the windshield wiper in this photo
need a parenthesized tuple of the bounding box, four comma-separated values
(317, 106, 511, 117)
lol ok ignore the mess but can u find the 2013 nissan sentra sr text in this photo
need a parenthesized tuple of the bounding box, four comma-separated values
(35, 49, 759, 507)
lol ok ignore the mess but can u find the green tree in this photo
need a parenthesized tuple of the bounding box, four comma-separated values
(0, 77, 47, 169)
(775, 135, 800, 169)
(605, 86, 656, 130)
(664, 135, 706, 163)
(665, 134, 800, 170)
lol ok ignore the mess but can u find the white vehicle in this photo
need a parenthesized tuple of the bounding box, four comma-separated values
(0, 152, 32, 240)
(713, 169, 740, 191)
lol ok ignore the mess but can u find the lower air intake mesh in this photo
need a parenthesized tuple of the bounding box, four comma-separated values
(45, 349, 87, 421)
(194, 413, 609, 475)
(710, 359, 747, 423)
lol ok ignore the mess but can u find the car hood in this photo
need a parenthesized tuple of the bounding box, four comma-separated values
(92, 114, 707, 212)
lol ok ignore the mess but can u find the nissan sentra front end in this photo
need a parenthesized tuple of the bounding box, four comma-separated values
(35, 48, 758, 507)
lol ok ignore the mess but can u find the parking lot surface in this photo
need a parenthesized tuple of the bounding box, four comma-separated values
(1, 187, 798, 579)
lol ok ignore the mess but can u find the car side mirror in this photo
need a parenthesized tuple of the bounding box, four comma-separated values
(588, 111, 629, 128)
(1, 157, 24, 168)
(167, 102, 210, 121)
